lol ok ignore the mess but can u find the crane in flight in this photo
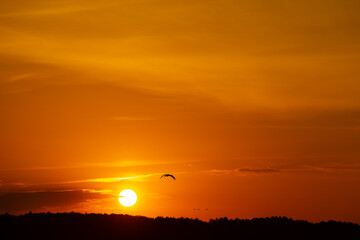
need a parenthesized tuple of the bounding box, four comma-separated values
(160, 174, 176, 180)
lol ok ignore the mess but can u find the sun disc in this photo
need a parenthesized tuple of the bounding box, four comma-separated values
(118, 189, 137, 207)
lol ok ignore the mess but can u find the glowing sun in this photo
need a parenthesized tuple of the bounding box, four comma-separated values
(118, 189, 137, 207)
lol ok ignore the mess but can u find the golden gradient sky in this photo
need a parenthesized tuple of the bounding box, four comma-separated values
(1, 0, 360, 223)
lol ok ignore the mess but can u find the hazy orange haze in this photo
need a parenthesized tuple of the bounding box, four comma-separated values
(1, 0, 360, 223)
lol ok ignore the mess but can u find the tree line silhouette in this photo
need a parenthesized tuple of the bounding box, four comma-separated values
(1, 212, 359, 240)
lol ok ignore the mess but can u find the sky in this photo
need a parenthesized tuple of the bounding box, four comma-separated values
(0, 0, 360, 223)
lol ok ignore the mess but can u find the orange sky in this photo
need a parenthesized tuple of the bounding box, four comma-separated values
(1, 0, 360, 223)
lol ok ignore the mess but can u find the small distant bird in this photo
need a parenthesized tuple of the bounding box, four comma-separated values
(160, 174, 176, 180)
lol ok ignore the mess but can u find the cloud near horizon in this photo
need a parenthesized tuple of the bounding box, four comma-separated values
(0, 190, 112, 214)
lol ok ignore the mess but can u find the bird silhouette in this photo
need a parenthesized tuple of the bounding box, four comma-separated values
(160, 174, 176, 180)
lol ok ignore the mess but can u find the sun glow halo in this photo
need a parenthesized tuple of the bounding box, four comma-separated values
(118, 189, 137, 207)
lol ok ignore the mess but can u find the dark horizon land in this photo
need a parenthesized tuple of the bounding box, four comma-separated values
(1, 212, 359, 240)
(1, 0, 360, 236)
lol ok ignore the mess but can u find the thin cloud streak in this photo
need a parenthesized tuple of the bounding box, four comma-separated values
(80, 171, 189, 183)
(207, 163, 360, 176)
(237, 168, 281, 173)
(207, 167, 281, 175)
(43, 172, 174, 186)
(109, 116, 155, 121)
(0, 170, 191, 193)
(0, 1, 119, 18)
(0, 160, 175, 172)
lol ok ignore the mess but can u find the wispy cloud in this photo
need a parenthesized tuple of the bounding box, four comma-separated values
(0, 2, 116, 18)
(0, 170, 189, 193)
(81, 176, 137, 183)
(109, 116, 155, 121)
(77, 170, 191, 183)
(208, 167, 281, 175)
(60, 172, 166, 185)
(7, 73, 34, 82)
(299, 162, 360, 172)
(237, 168, 281, 173)
(207, 162, 360, 176)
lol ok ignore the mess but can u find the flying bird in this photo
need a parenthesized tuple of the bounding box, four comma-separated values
(160, 174, 176, 180)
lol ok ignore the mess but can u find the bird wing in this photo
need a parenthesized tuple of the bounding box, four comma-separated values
(160, 174, 176, 180)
